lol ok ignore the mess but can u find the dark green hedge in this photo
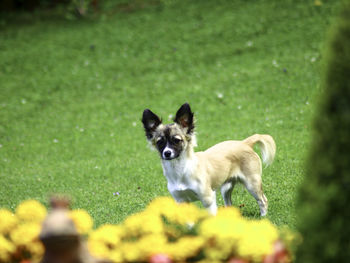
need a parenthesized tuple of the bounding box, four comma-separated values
(0, 0, 67, 11)
(296, 1, 350, 262)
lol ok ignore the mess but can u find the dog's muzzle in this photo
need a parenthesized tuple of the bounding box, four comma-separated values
(162, 147, 177, 160)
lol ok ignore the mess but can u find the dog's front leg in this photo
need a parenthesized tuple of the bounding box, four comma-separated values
(201, 191, 217, 215)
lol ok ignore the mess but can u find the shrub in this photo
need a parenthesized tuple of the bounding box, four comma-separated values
(296, 1, 350, 262)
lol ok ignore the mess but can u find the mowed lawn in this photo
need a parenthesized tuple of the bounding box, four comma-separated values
(0, 0, 341, 227)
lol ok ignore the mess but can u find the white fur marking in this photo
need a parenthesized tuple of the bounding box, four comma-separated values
(162, 153, 199, 203)
(162, 146, 175, 159)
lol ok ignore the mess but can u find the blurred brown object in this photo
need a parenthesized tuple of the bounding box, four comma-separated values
(39, 196, 110, 263)
(49, 195, 71, 209)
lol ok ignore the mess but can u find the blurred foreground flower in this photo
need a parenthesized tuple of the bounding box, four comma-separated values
(69, 209, 93, 235)
(0, 197, 295, 263)
(0, 209, 18, 235)
(16, 200, 47, 223)
(0, 235, 15, 262)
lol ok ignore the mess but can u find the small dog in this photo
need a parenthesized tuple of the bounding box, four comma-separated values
(142, 103, 276, 216)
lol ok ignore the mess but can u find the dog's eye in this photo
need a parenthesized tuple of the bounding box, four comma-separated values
(173, 137, 182, 144)
(156, 137, 165, 145)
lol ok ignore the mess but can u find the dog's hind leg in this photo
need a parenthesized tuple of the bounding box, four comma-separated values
(220, 180, 235, 206)
(243, 175, 268, 216)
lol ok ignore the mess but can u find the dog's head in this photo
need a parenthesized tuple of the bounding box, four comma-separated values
(142, 103, 196, 160)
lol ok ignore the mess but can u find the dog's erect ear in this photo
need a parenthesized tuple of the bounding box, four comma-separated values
(142, 109, 162, 139)
(174, 103, 194, 134)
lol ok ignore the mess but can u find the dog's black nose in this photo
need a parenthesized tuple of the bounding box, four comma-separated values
(164, 150, 171, 158)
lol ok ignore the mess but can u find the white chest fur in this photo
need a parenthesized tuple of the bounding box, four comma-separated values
(161, 155, 200, 202)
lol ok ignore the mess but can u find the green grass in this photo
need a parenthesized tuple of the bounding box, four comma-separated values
(0, 0, 341, 228)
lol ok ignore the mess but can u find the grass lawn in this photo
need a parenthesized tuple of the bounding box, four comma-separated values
(0, 0, 341, 228)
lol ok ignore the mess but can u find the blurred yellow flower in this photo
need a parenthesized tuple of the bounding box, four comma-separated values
(16, 200, 47, 223)
(146, 197, 178, 217)
(146, 196, 176, 208)
(200, 208, 247, 260)
(69, 209, 93, 235)
(237, 219, 279, 262)
(0, 209, 18, 235)
(10, 222, 41, 247)
(109, 249, 123, 263)
(88, 224, 124, 260)
(123, 211, 163, 237)
(89, 224, 123, 246)
(136, 234, 168, 261)
(146, 197, 208, 225)
(167, 236, 205, 261)
(88, 239, 110, 260)
(9, 221, 44, 260)
(0, 235, 15, 262)
(0, 196, 291, 262)
(27, 240, 45, 260)
(216, 206, 241, 219)
(170, 202, 208, 225)
(120, 241, 143, 262)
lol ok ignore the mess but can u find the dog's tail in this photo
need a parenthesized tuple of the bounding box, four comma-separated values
(243, 134, 276, 167)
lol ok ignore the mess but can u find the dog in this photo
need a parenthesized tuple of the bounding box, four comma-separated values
(141, 103, 276, 216)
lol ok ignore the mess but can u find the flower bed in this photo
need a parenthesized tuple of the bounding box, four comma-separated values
(0, 197, 296, 263)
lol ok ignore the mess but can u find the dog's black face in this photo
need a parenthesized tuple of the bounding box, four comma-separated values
(142, 103, 195, 160)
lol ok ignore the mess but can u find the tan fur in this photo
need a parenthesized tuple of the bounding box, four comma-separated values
(164, 133, 275, 216)
(142, 104, 276, 216)
(191, 135, 275, 214)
